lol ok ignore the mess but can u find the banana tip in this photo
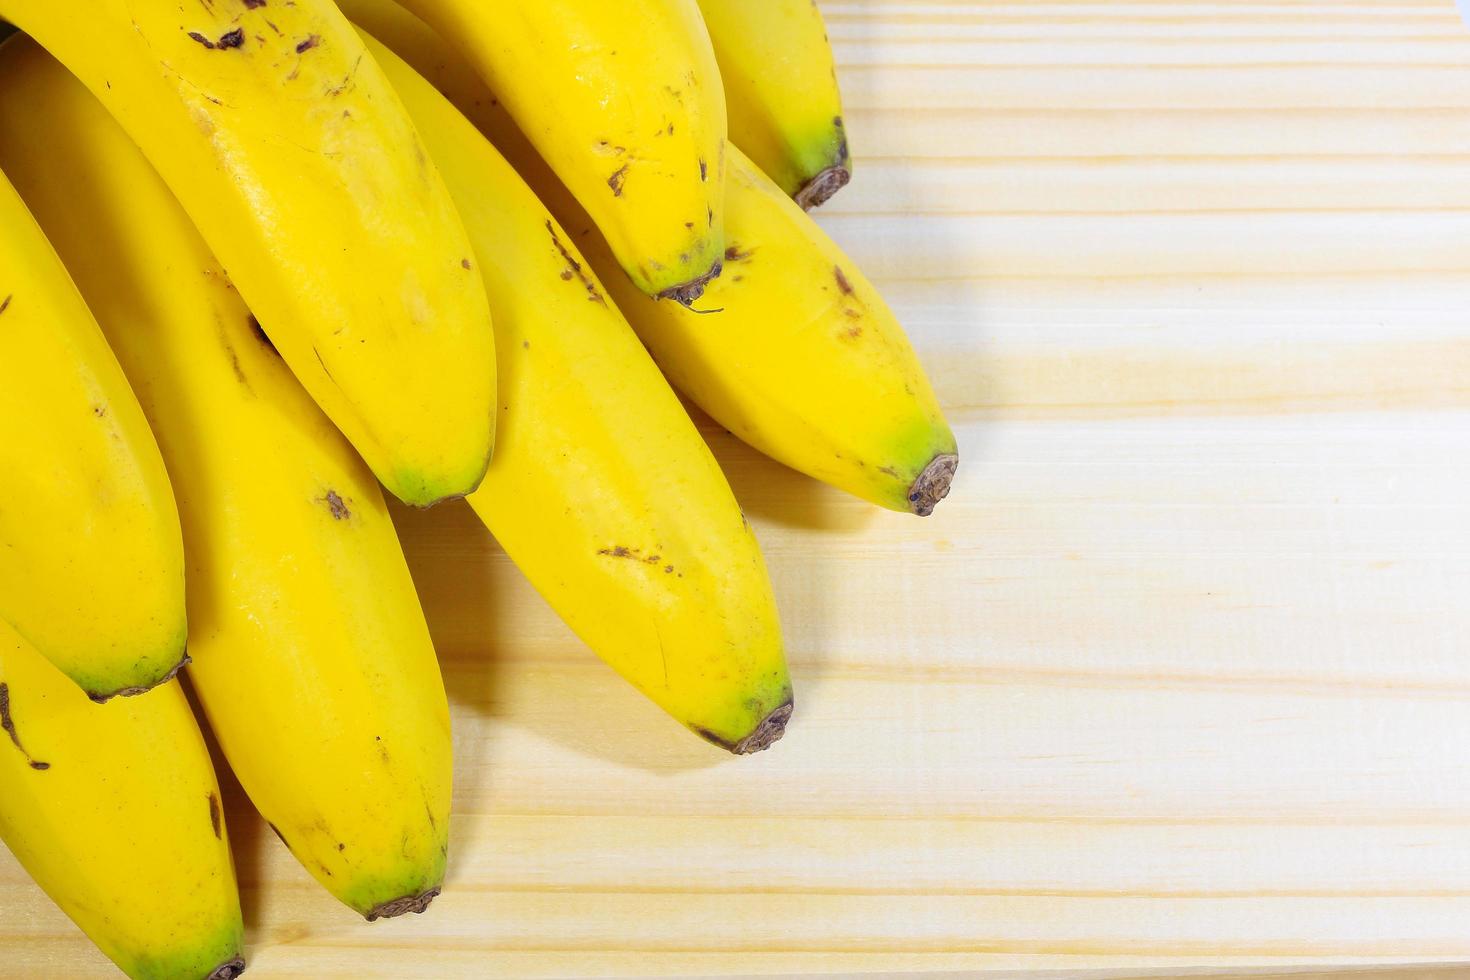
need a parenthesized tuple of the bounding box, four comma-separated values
(85, 652, 192, 704)
(206, 957, 246, 980)
(733, 701, 793, 754)
(909, 453, 958, 517)
(697, 699, 795, 755)
(656, 259, 723, 306)
(795, 166, 851, 210)
(366, 886, 441, 922)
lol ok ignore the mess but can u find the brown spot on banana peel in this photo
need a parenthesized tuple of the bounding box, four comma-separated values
(657, 259, 723, 306)
(366, 887, 441, 922)
(243, 0, 267, 8)
(322, 490, 350, 520)
(909, 453, 959, 517)
(607, 164, 629, 197)
(0, 683, 49, 770)
(795, 164, 851, 211)
(546, 220, 605, 304)
(208, 793, 222, 839)
(189, 28, 245, 50)
(833, 266, 854, 295)
(295, 34, 319, 54)
(695, 699, 794, 756)
(86, 652, 191, 703)
(0, 294, 10, 315)
(724, 245, 753, 263)
(206, 958, 247, 980)
(224, 341, 247, 385)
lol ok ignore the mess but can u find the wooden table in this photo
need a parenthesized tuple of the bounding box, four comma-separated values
(6, 1, 1470, 976)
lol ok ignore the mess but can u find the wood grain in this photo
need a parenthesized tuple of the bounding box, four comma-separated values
(5, 0, 1470, 976)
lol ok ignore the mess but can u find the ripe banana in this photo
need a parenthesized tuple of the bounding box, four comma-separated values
(0, 0, 496, 507)
(0, 621, 244, 980)
(344, 0, 958, 516)
(361, 30, 792, 751)
(0, 164, 186, 699)
(594, 147, 958, 515)
(697, 0, 851, 208)
(387, 0, 728, 303)
(0, 36, 452, 919)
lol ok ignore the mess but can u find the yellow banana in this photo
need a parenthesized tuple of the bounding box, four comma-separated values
(387, 0, 728, 303)
(697, 0, 851, 208)
(0, 164, 185, 699)
(0, 0, 496, 507)
(596, 147, 957, 515)
(344, 0, 958, 516)
(362, 31, 791, 751)
(0, 36, 452, 919)
(0, 621, 244, 980)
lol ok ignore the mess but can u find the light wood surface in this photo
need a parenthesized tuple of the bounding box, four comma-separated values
(6, 0, 1470, 976)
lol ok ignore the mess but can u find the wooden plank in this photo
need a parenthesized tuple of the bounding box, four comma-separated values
(4, 0, 1470, 976)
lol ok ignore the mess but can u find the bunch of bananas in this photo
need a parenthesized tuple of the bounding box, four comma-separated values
(0, 1, 956, 976)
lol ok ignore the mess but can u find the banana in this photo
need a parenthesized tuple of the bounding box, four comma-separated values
(0, 0, 496, 507)
(696, 0, 851, 208)
(0, 621, 244, 980)
(343, 0, 958, 516)
(0, 164, 186, 699)
(595, 147, 957, 515)
(360, 30, 791, 751)
(386, 0, 728, 303)
(0, 36, 452, 919)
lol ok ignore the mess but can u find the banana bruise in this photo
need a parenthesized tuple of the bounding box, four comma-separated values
(0, 0, 496, 507)
(343, 0, 957, 516)
(360, 31, 792, 752)
(0, 160, 186, 699)
(386, 0, 728, 303)
(0, 621, 244, 980)
(0, 37, 452, 918)
(696, 0, 852, 208)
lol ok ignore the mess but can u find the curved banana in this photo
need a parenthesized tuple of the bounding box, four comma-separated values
(594, 147, 957, 515)
(0, 622, 244, 980)
(0, 0, 496, 507)
(363, 31, 791, 751)
(0, 164, 185, 699)
(697, 0, 851, 208)
(343, 0, 957, 516)
(385, 0, 728, 303)
(0, 37, 452, 918)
